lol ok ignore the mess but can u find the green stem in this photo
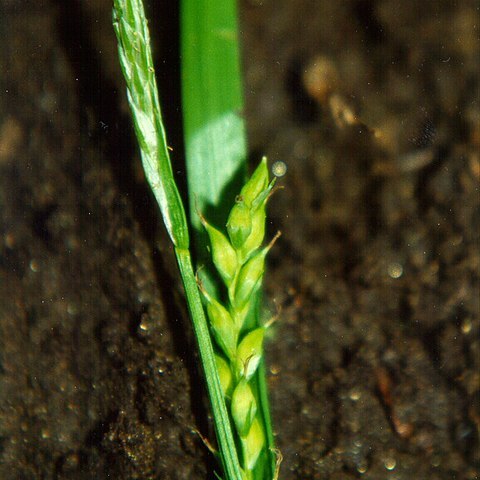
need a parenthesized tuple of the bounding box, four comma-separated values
(176, 249, 243, 480)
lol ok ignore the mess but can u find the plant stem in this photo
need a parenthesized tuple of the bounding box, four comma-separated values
(176, 249, 243, 480)
(112, 1, 243, 478)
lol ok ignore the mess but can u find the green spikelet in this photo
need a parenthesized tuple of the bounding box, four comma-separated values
(236, 328, 265, 381)
(227, 200, 253, 250)
(200, 217, 238, 286)
(231, 379, 257, 436)
(199, 159, 279, 477)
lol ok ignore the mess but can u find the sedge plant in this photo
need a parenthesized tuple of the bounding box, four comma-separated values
(113, 0, 280, 478)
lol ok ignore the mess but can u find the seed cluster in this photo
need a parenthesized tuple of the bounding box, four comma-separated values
(199, 158, 278, 479)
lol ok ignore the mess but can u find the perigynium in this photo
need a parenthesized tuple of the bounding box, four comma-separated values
(199, 157, 280, 479)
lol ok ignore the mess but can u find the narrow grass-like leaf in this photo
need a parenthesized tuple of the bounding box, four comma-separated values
(181, 0, 247, 234)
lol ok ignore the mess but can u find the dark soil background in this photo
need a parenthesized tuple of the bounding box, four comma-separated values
(0, 1, 478, 479)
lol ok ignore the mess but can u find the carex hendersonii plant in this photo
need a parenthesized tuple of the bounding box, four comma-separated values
(112, 0, 281, 478)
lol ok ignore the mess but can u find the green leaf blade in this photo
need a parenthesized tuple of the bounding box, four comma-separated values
(181, 0, 247, 233)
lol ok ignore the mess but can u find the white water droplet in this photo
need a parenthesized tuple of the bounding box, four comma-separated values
(272, 161, 287, 177)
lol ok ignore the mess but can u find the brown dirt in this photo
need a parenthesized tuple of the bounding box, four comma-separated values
(0, 1, 478, 479)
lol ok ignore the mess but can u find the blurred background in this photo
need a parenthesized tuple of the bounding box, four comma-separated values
(0, 1, 478, 478)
